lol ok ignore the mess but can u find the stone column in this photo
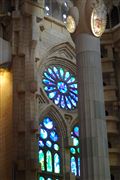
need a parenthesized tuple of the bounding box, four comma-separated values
(74, 33, 110, 180)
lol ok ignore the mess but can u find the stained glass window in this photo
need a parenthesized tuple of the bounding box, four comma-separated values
(39, 177, 45, 180)
(39, 150, 45, 171)
(38, 117, 61, 179)
(70, 126, 80, 176)
(54, 153, 60, 173)
(44, 0, 69, 22)
(42, 66, 78, 110)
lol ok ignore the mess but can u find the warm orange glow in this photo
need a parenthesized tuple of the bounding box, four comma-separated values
(0, 68, 12, 179)
(0, 69, 11, 85)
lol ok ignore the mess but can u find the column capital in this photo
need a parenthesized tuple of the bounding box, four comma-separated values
(74, 33, 100, 54)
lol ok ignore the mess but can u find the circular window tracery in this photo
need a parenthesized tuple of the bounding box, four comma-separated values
(42, 66, 78, 110)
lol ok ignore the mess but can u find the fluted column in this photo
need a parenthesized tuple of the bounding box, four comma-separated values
(74, 33, 110, 180)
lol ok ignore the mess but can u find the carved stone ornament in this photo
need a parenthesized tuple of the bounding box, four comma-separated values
(91, 1, 107, 37)
(65, 6, 79, 33)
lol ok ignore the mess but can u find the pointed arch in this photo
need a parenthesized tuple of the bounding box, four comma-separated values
(39, 105, 67, 138)
(38, 42, 76, 76)
(38, 112, 65, 179)
(46, 42, 75, 59)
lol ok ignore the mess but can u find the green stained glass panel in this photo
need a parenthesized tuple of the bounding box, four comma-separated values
(40, 128, 48, 139)
(73, 137, 79, 146)
(46, 151, 52, 172)
(70, 126, 80, 176)
(77, 148, 80, 153)
(71, 156, 77, 176)
(39, 177, 45, 180)
(78, 157, 80, 176)
(39, 150, 45, 171)
(54, 144, 59, 151)
(70, 147, 76, 154)
(74, 126, 79, 137)
(54, 153, 60, 173)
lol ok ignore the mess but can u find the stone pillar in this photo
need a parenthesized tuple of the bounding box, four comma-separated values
(74, 33, 110, 180)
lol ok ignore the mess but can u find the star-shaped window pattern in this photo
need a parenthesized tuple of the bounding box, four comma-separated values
(42, 66, 78, 110)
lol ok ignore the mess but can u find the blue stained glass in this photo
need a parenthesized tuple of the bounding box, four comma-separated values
(70, 126, 80, 177)
(39, 117, 61, 176)
(46, 151, 52, 172)
(48, 91, 57, 99)
(39, 150, 45, 171)
(70, 147, 76, 154)
(57, 82, 68, 93)
(78, 158, 80, 176)
(69, 83, 77, 89)
(71, 157, 77, 176)
(39, 140, 44, 147)
(47, 179, 52, 180)
(53, 67, 60, 78)
(50, 131, 58, 142)
(60, 68, 64, 78)
(74, 126, 79, 137)
(43, 66, 78, 110)
(54, 94, 60, 105)
(43, 117, 53, 129)
(46, 140, 52, 148)
(48, 68, 53, 75)
(73, 137, 79, 146)
(64, 71, 70, 80)
(44, 86, 56, 91)
(54, 153, 60, 173)
(77, 148, 80, 153)
(54, 144, 59, 151)
(39, 177, 45, 180)
(70, 89, 78, 95)
(48, 68, 56, 79)
(40, 129, 48, 139)
(69, 92, 78, 101)
(69, 97, 77, 107)
(61, 95, 65, 108)
(65, 96, 72, 109)
(68, 77, 75, 83)
(43, 79, 55, 86)
(44, 72, 55, 82)
(74, 90, 78, 95)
